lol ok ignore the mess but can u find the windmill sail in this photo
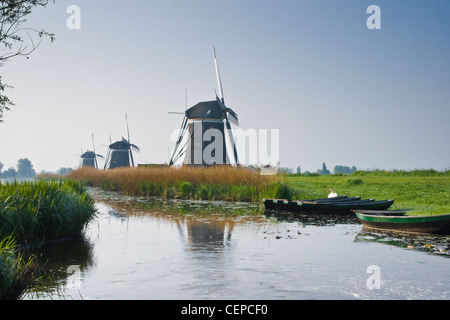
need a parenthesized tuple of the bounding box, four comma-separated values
(169, 116, 189, 166)
(213, 46, 225, 103)
(213, 47, 239, 163)
(217, 96, 239, 126)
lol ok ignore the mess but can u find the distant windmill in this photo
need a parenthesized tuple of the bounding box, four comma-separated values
(169, 47, 239, 166)
(79, 134, 104, 169)
(104, 114, 140, 169)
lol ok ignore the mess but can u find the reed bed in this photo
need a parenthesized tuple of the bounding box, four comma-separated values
(0, 179, 97, 244)
(69, 166, 289, 202)
(0, 179, 96, 299)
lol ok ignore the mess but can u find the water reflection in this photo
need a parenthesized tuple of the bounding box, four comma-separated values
(93, 187, 267, 247)
(355, 230, 450, 257)
(264, 208, 358, 226)
(265, 208, 450, 257)
(94, 188, 265, 244)
(180, 217, 233, 251)
(23, 237, 94, 298)
(22, 188, 450, 300)
(87, 189, 272, 299)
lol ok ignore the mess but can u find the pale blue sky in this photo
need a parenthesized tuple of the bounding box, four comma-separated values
(1, 0, 449, 173)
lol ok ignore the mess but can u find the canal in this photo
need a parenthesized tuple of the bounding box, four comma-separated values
(23, 188, 450, 300)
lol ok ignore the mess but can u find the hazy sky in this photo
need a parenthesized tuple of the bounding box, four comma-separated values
(1, 0, 449, 173)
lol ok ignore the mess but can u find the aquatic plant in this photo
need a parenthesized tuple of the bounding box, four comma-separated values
(0, 235, 37, 300)
(0, 179, 97, 243)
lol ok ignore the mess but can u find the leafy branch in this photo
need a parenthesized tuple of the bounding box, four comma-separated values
(0, 0, 55, 122)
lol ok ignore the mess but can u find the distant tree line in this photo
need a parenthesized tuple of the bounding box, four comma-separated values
(290, 163, 357, 176)
(0, 159, 74, 179)
(333, 165, 357, 175)
(0, 158, 36, 179)
(288, 164, 449, 176)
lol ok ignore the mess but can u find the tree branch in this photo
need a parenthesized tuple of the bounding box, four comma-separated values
(0, 0, 54, 121)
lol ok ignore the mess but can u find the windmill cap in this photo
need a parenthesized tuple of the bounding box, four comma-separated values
(81, 151, 96, 158)
(109, 138, 134, 150)
(185, 100, 226, 120)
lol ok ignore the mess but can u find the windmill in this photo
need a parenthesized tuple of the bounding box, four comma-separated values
(169, 47, 239, 166)
(104, 114, 140, 169)
(79, 134, 104, 169)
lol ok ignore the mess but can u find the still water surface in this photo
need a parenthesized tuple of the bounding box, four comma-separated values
(24, 188, 450, 300)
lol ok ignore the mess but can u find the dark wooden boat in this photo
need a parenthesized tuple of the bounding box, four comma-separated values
(354, 210, 450, 235)
(262, 197, 394, 214)
(300, 199, 394, 214)
(262, 198, 305, 212)
(262, 195, 356, 212)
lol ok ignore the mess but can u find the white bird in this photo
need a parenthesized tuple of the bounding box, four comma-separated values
(328, 188, 338, 198)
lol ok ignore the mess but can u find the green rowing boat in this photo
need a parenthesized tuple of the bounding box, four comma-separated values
(354, 210, 450, 235)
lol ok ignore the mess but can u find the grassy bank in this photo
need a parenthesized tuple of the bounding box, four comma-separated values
(69, 166, 289, 202)
(286, 171, 450, 215)
(0, 179, 97, 299)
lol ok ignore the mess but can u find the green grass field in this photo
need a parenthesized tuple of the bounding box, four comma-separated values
(285, 171, 450, 215)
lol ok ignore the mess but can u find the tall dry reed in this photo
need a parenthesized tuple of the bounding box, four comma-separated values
(69, 166, 289, 201)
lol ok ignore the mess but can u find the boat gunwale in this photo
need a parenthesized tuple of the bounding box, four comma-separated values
(354, 211, 450, 235)
(354, 211, 450, 224)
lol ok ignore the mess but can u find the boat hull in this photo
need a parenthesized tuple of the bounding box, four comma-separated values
(300, 199, 394, 214)
(262, 199, 304, 213)
(263, 198, 394, 214)
(354, 211, 450, 235)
